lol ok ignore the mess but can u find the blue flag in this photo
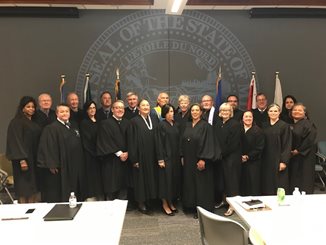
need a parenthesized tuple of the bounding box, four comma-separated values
(215, 69, 222, 109)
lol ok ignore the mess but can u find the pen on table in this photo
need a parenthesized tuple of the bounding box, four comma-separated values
(1, 217, 29, 221)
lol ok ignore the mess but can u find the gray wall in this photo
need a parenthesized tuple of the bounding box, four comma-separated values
(1, 9, 325, 152)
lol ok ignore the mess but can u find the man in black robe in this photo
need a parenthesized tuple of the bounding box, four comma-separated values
(66, 92, 84, 124)
(32, 93, 56, 201)
(96, 91, 113, 121)
(32, 93, 56, 128)
(227, 94, 244, 122)
(252, 93, 269, 128)
(201, 95, 219, 125)
(123, 92, 139, 120)
(38, 104, 86, 202)
(97, 100, 130, 200)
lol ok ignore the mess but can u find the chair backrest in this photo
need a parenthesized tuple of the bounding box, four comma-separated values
(0, 169, 9, 190)
(317, 141, 326, 159)
(197, 206, 248, 245)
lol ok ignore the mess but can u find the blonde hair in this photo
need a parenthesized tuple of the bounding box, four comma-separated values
(218, 102, 234, 118)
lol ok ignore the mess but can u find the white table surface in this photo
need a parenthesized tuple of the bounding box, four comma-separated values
(227, 194, 326, 245)
(0, 200, 127, 245)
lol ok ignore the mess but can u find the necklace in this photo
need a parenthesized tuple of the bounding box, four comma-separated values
(141, 114, 153, 130)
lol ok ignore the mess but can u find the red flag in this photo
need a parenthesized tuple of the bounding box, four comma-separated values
(246, 72, 257, 110)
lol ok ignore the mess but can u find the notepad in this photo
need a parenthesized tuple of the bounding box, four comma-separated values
(43, 204, 82, 221)
(238, 199, 265, 210)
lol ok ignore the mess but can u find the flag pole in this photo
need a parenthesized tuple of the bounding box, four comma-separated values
(59, 74, 66, 103)
(84, 73, 90, 104)
(115, 68, 121, 101)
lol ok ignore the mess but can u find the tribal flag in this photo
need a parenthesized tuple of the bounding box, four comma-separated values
(215, 67, 222, 108)
(246, 72, 257, 110)
(115, 68, 121, 101)
(274, 72, 283, 108)
(59, 75, 66, 103)
(83, 73, 92, 104)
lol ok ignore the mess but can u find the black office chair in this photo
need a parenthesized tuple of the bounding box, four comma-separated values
(315, 141, 326, 191)
(0, 169, 15, 204)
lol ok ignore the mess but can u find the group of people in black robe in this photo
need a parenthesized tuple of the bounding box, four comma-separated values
(6, 90, 317, 219)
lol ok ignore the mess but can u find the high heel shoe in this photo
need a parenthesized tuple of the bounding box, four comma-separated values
(162, 207, 175, 216)
(224, 207, 234, 216)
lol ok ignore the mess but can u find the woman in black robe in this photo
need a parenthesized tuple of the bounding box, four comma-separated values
(261, 103, 292, 195)
(289, 103, 317, 194)
(240, 111, 265, 196)
(214, 102, 241, 216)
(6, 96, 41, 203)
(80, 100, 103, 200)
(280, 95, 297, 124)
(155, 104, 181, 216)
(97, 100, 130, 200)
(128, 99, 159, 214)
(181, 103, 215, 218)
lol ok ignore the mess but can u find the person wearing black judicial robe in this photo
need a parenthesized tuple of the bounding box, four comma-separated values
(38, 104, 86, 202)
(97, 100, 130, 200)
(289, 103, 317, 194)
(32, 93, 56, 128)
(155, 104, 181, 215)
(174, 95, 191, 135)
(227, 95, 244, 122)
(80, 101, 103, 200)
(252, 93, 269, 128)
(66, 92, 84, 124)
(181, 104, 215, 217)
(280, 95, 297, 124)
(6, 96, 41, 203)
(201, 95, 219, 125)
(32, 93, 57, 201)
(97, 91, 113, 121)
(261, 104, 292, 195)
(214, 103, 242, 216)
(123, 92, 139, 120)
(128, 99, 159, 213)
(240, 111, 265, 196)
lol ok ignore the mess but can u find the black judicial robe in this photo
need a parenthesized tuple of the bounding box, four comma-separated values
(202, 108, 219, 125)
(214, 118, 242, 197)
(32, 109, 56, 128)
(240, 125, 265, 196)
(261, 120, 292, 195)
(289, 119, 317, 194)
(252, 108, 268, 128)
(233, 108, 244, 122)
(6, 115, 41, 197)
(174, 109, 191, 136)
(128, 115, 159, 203)
(80, 118, 103, 198)
(70, 109, 84, 124)
(155, 120, 181, 202)
(96, 107, 112, 122)
(38, 120, 86, 202)
(181, 120, 215, 211)
(280, 109, 294, 124)
(97, 117, 130, 195)
(123, 107, 139, 120)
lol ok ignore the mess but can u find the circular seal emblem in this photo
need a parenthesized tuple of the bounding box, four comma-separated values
(76, 10, 256, 108)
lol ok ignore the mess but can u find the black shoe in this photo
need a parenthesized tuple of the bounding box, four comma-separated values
(214, 201, 226, 209)
(138, 204, 148, 214)
(171, 208, 178, 213)
(162, 208, 175, 216)
(193, 213, 198, 219)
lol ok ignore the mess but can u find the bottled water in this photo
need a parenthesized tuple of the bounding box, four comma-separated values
(69, 192, 77, 208)
(292, 187, 301, 205)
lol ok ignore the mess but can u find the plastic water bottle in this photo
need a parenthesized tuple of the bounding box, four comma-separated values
(292, 187, 301, 205)
(69, 192, 77, 208)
